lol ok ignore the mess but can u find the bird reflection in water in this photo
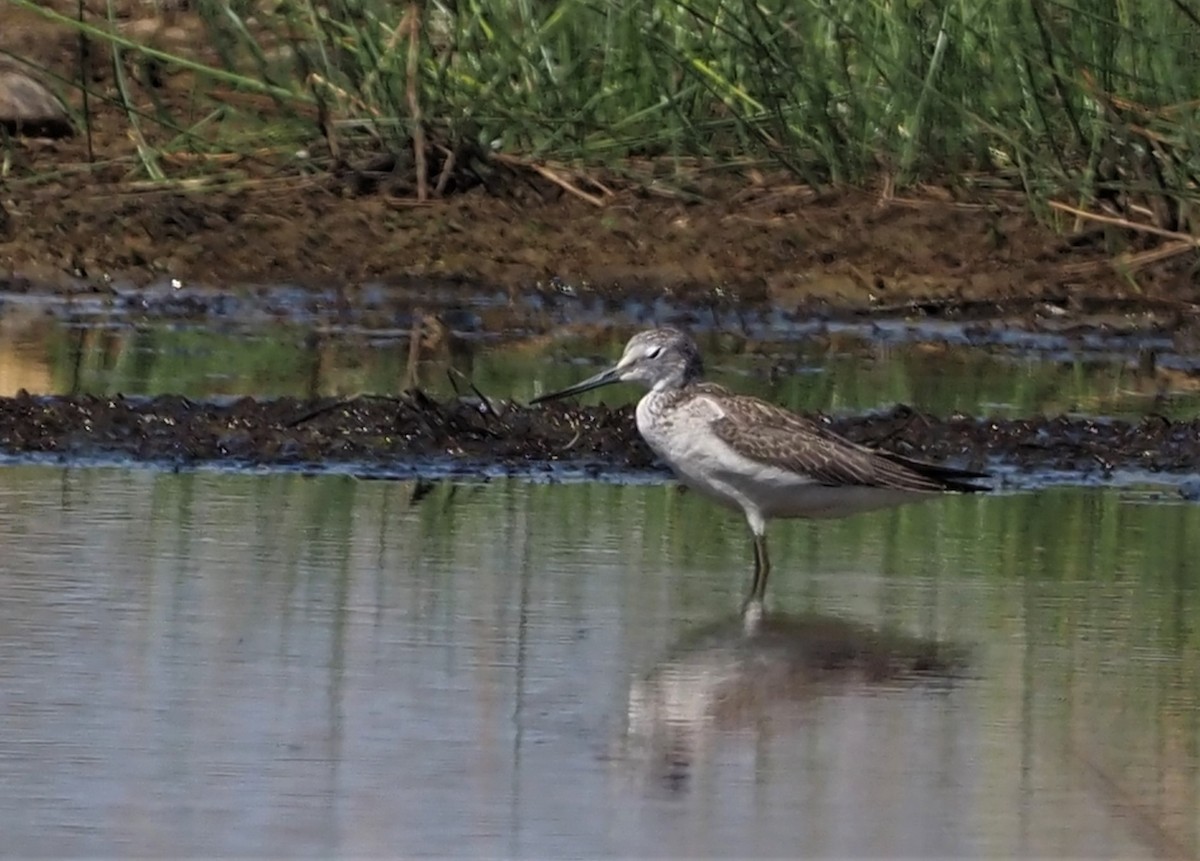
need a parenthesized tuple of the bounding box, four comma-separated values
(620, 610, 969, 792)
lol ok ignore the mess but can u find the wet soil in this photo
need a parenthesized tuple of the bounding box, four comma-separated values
(10, 158, 1200, 318)
(4, 4, 1200, 312)
(3, 392, 1198, 486)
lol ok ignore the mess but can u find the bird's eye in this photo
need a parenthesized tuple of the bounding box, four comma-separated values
(645, 346, 662, 359)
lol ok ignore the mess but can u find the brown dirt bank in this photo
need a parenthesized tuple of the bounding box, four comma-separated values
(3, 393, 1198, 484)
(4, 173, 1200, 316)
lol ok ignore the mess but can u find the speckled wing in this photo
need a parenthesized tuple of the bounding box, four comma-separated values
(702, 389, 978, 492)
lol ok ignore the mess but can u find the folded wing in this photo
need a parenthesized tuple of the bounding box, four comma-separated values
(705, 392, 987, 493)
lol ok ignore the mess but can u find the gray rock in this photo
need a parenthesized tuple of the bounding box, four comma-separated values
(0, 69, 73, 138)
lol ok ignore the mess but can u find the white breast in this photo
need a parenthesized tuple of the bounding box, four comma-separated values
(636, 392, 764, 516)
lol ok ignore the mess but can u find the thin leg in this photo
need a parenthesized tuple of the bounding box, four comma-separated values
(751, 532, 771, 603)
(743, 528, 771, 622)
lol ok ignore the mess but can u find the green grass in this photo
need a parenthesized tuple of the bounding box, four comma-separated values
(9, 0, 1200, 219)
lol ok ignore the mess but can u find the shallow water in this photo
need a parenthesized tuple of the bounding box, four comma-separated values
(3, 298, 1200, 419)
(1, 467, 1197, 857)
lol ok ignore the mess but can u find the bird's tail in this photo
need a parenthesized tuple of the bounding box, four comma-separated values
(878, 450, 991, 493)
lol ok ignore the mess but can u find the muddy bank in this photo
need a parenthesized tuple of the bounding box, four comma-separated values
(5, 165, 1200, 321)
(3, 179, 1156, 311)
(2, 392, 1198, 483)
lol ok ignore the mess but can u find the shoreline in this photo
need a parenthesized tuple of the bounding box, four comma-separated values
(3, 394, 1198, 486)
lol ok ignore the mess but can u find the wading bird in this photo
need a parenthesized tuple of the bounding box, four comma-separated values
(531, 328, 987, 619)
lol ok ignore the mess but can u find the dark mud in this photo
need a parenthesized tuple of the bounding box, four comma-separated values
(3, 392, 1198, 486)
(6, 177, 1161, 314)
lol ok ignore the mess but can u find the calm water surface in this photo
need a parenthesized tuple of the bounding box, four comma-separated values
(1, 466, 1197, 856)
(4, 305, 1199, 419)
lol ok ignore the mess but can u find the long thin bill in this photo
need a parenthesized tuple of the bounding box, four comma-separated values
(529, 366, 622, 404)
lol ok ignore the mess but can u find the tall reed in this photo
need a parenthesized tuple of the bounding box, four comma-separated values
(10, 0, 1200, 215)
